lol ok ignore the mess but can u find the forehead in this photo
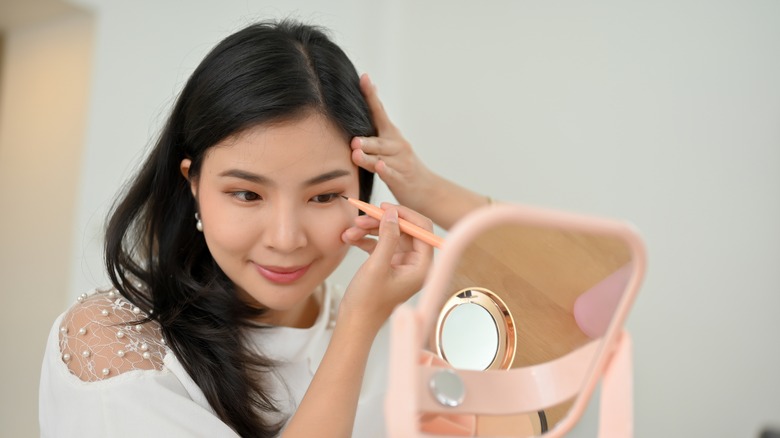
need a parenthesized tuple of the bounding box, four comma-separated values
(204, 113, 354, 178)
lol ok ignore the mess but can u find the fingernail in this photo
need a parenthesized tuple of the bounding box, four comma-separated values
(386, 208, 398, 223)
(364, 74, 377, 91)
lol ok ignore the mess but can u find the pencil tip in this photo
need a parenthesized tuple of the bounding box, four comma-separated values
(340, 195, 349, 200)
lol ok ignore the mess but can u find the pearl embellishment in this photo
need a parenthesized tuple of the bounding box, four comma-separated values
(59, 289, 167, 382)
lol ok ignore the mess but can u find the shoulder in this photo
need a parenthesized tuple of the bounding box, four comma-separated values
(57, 288, 168, 382)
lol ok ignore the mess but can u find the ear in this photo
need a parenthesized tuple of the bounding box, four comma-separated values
(180, 158, 198, 197)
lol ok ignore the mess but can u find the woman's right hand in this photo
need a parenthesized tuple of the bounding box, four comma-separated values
(286, 203, 432, 437)
(340, 203, 434, 330)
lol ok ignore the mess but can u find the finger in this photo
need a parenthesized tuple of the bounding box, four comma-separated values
(347, 236, 378, 254)
(342, 225, 380, 244)
(360, 73, 395, 134)
(352, 138, 401, 176)
(352, 136, 396, 157)
(353, 215, 381, 229)
(370, 206, 401, 264)
(351, 148, 380, 173)
(352, 139, 405, 187)
(379, 202, 434, 232)
(374, 160, 402, 186)
(380, 202, 435, 255)
(342, 227, 369, 243)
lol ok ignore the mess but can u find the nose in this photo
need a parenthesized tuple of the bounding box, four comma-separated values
(260, 201, 308, 253)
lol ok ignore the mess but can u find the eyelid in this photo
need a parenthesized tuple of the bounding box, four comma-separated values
(229, 190, 261, 202)
(310, 192, 342, 203)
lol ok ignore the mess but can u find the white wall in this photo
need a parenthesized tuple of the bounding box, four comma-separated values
(0, 9, 94, 437)
(394, 4, 780, 435)
(63, 0, 780, 437)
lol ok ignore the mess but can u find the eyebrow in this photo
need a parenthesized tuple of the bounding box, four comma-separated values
(219, 168, 352, 187)
(304, 169, 352, 186)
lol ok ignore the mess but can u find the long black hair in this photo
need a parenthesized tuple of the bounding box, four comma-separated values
(104, 20, 375, 437)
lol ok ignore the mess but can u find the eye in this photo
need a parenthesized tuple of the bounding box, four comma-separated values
(310, 193, 340, 204)
(230, 191, 261, 202)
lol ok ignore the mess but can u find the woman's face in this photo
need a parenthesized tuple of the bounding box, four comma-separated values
(182, 113, 360, 327)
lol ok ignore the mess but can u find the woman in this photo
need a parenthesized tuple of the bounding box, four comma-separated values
(40, 19, 490, 437)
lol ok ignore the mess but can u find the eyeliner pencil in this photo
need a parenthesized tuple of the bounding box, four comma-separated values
(342, 196, 444, 248)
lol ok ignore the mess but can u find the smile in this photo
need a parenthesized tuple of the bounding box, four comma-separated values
(254, 263, 311, 284)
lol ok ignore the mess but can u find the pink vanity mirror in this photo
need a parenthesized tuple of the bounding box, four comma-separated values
(386, 203, 646, 437)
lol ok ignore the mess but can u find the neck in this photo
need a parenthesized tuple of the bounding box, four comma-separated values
(256, 284, 324, 328)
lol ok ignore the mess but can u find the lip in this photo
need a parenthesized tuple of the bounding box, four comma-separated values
(254, 263, 311, 284)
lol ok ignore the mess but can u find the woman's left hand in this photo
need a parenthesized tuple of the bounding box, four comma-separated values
(351, 74, 436, 211)
(352, 73, 491, 230)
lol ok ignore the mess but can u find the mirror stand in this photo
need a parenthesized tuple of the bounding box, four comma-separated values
(385, 203, 646, 437)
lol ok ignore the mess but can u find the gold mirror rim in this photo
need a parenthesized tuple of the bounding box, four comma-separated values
(434, 287, 517, 371)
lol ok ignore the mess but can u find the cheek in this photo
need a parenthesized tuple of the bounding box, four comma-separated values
(204, 218, 255, 255)
(308, 206, 355, 249)
(201, 227, 243, 270)
(199, 196, 257, 256)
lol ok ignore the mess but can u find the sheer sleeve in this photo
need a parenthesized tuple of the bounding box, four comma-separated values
(40, 289, 242, 437)
(58, 288, 167, 381)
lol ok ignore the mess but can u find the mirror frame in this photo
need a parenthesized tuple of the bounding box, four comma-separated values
(434, 287, 516, 370)
(385, 203, 647, 437)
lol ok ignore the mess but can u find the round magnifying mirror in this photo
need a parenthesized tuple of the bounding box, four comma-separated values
(440, 302, 498, 370)
(435, 288, 516, 371)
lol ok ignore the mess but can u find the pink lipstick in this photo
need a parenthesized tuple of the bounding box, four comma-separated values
(254, 264, 310, 284)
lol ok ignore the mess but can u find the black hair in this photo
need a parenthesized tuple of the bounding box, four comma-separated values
(104, 19, 375, 437)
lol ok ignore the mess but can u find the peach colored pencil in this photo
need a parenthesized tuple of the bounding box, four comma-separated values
(343, 197, 444, 248)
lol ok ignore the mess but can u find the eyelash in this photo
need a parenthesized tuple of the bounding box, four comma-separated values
(230, 191, 261, 202)
(310, 193, 341, 204)
(228, 191, 341, 204)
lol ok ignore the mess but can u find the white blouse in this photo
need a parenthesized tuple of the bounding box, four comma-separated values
(39, 284, 390, 437)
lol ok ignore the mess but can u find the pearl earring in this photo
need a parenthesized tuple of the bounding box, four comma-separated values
(195, 213, 203, 232)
